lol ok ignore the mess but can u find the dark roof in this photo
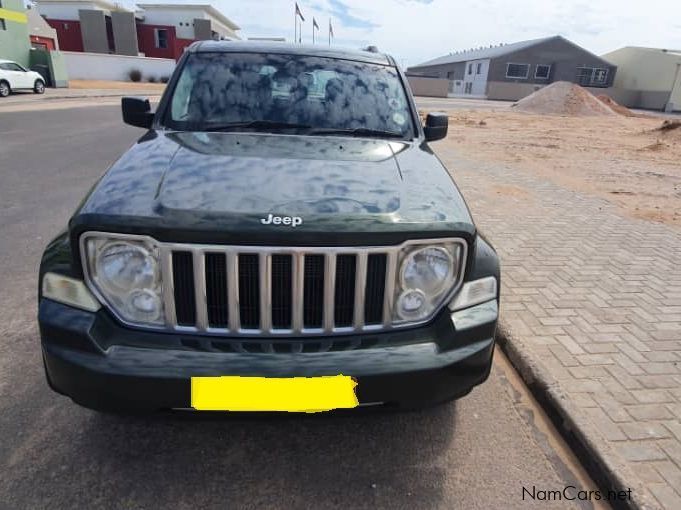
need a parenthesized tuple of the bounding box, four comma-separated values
(191, 40, 393, 66)
(411, 36, 559, 68)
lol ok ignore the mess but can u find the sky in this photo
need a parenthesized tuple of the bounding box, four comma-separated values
(119, 0, 681, 68)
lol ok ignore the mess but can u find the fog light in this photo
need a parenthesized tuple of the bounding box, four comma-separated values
(42, 272, 101, 312)
(397, 289, 427, 320)
(449, 276, 498, 311)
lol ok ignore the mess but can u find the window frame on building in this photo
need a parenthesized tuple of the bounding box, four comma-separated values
(154, 28, 169, 49)
(534, 64, 551, 80)
(593, 68, 608, 84)
(467, 63, 472, 75)
(505, 63, 530, 79)
(576, 66, 609, 86)
(476, 62, 482, 75)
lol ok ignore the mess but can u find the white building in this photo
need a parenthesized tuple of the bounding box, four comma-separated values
(602, 47, 681, 112)
(36, 0, 131, 21)
(136, 3, 240, 41)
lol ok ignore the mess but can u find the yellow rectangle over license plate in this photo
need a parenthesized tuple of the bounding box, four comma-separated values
(191, 375, 358, 413)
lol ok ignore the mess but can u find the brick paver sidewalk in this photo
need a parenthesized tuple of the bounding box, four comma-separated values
(437, 147, 681, 509)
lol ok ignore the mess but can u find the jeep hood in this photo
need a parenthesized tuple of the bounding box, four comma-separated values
(159, 132, 404, 217)
(73, 131, 475, 245)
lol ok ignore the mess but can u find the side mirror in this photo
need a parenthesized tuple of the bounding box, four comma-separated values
(122, 96, 154, 129)
(424, 112, 448, 142)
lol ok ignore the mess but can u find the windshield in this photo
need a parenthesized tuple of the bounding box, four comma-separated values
(164, 52, 415, 139)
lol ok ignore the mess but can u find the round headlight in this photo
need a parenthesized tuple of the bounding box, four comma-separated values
(396, 289, 427, 320)
(401, 247, 453, 295)
(95, 242, 158, 294)
(127, 289, 163, 322)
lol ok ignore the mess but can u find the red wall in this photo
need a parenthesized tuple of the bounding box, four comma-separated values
(174, 38, 194, 59)
(137, 24, 179, 59)
(30, 36, 56, 51)
(46, 19, 84, 52)
(46, 19, 193, 60)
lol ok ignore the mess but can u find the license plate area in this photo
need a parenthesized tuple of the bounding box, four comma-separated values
(190, 375, 358, 413)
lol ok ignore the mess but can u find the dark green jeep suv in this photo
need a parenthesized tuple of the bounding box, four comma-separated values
(38, 41, 499, 412)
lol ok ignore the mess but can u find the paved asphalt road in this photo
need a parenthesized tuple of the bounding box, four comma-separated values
(0, 104, 604, 510)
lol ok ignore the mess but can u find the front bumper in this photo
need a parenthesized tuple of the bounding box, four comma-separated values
(39, 299, 497, 412)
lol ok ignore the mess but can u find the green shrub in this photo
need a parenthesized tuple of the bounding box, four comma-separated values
(147, 76, 157, 83)
(160, 76, 170, 84)
(128, 69, 142, 82)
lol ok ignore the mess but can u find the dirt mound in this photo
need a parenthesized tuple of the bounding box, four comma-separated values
(512, 81, 616, 116)
(648, 120, 681, 142)
(654, 120, 681, 132)
(596, 95, 635, 116)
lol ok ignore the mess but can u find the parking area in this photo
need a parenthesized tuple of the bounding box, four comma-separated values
(427, 105, 681, 509)
(0, 104, 603, 509)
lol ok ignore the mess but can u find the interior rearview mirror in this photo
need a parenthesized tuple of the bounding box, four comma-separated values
(122, 97, 154, 129)
(424, 112, 449, 142)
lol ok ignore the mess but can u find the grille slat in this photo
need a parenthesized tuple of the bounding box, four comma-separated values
(260, 254, 272, 332)
(323, 254, 337, 332)
(161, 248, 177, 327)
(292, 254, 305, 332)
(382, 253, 398, 326)
(193, 250, 208, 330)
(164, 240, 466, 336)
(353, 253, 368, 329)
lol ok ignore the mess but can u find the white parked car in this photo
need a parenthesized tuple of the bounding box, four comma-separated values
(0, 59, 46, 97)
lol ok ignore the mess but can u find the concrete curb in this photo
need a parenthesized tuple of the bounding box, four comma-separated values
(497, 321, 659, 510)
(0, 92, 162, 106)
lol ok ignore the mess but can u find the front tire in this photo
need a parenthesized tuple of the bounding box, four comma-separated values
(34, 79, 45, 94)
(0, 81, 10, 98)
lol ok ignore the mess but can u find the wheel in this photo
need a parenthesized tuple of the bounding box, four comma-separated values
(0, 81, 10, 98)
(34, 79, 45, 94)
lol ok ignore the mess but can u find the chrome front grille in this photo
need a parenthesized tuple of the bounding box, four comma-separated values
(161, 245, 400, 336)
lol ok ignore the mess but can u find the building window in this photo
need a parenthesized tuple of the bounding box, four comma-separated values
(465, 82, 473, 94)
(576, 67, 609, 86)
(154, 28, 168, 49)
(535, 64, 551, 79)
(506, 63, 530, 79)
(593, 68, 608, 84)
(476, 63, 482, 74)
(63, 22, 69, 30)
(467, 63, 472, 75)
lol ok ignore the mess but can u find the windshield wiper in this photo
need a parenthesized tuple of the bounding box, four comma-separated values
(203, 120, 313, 132)
(307, 127, 405, 139)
